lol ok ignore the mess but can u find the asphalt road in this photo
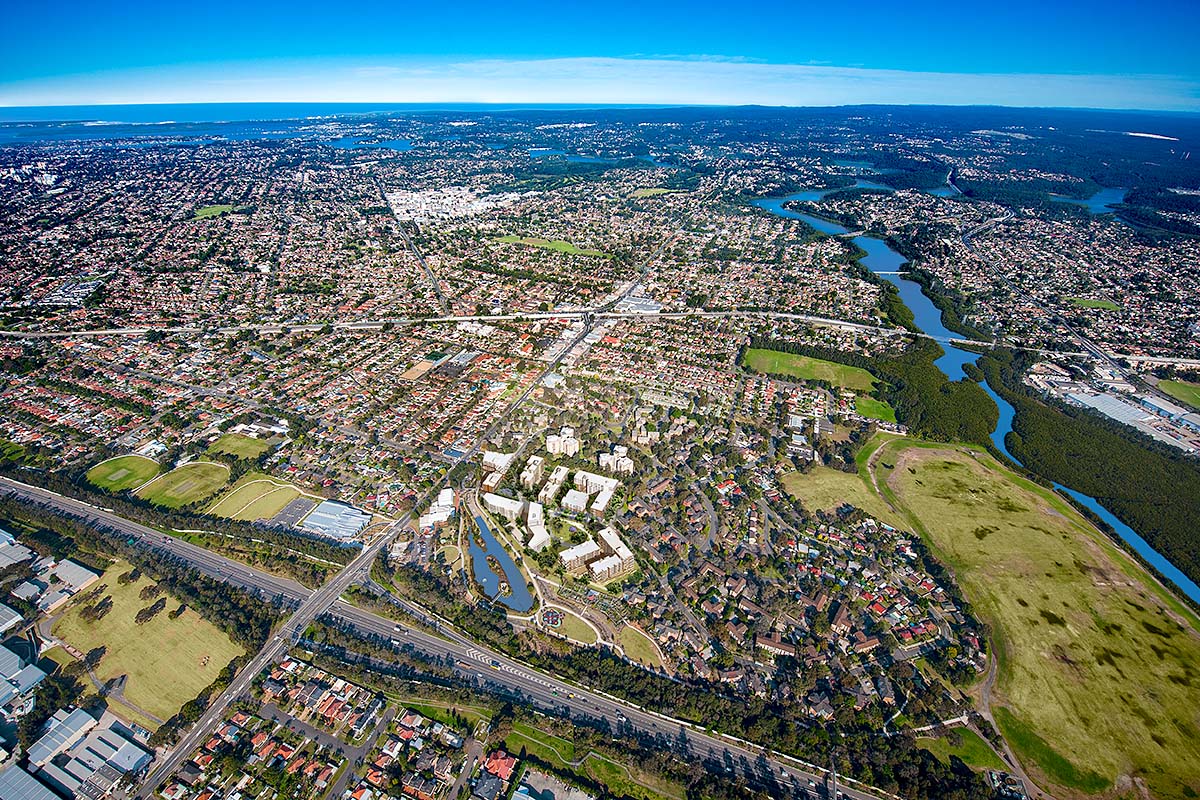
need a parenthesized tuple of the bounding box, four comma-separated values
(0, 476, 895, 800)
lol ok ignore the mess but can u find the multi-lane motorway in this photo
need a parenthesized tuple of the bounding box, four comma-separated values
(0, 476, 895, 800)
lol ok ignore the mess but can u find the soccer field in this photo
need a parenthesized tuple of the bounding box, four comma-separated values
(86, 455, 160, 492)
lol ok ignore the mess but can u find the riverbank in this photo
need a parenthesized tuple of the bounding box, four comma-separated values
(753, 190, 1200, 609)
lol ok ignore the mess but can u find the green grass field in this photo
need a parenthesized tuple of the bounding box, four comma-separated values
(208, 472, 303, 521)
(53, 561, 245, 723)
(208, 432, 271, 459)
(496, 235, 610, 258)
(554, 610, 598, 645)
(1159, 379, 1200, 411)
(880, 442, 1200, 799)
(135, 461, 230, 509)
(629, 188, 684, 198)
(617, 625, 663, 669)
(742, 348, 878, 392)
(86, 455, 160, 493)
(781, 466, 903, 529)
(917, 728, 1006, 772)
(1067, 296, 1120, 310)
(854, 395, 897, 422)
(193, 204, 236, 219)
(505, 721, 685, 800)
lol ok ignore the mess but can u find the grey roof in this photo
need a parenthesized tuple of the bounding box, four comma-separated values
(0, 644, 22, 678)
(0, 603, 22, 633)
(0, 765, 59, 800)
(11, 581, 41, 601)
(51, 559, 99, 591)
(10, 664, 46, 694)
(0, 540, 34, 569)
(28, 707, 97, 767)
(300, 500, 370, 541)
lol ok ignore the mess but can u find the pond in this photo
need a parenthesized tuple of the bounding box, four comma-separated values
(467, 514, 534, 612)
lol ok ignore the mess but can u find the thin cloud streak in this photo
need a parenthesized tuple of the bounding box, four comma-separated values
(1, 56, 1196, 111)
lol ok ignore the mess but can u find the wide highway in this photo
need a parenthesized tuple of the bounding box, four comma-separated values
(0, 476, 894, 800)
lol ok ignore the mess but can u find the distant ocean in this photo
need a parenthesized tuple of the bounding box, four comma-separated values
(0, 102, 665, 124)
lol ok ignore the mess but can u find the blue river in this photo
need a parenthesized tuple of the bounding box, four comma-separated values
(1050, 186, 1127, 214)
(328, 137, 412, 151)
(755, 195, 1200, 604)
(468, 515, 535, 613)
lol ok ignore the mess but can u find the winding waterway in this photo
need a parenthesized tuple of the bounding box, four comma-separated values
(754, 195, 1200, 604)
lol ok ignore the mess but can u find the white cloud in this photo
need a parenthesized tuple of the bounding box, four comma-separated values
(1, 56, 1196, 111)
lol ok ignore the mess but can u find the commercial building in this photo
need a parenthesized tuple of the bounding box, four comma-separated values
(31, 710, 152, 798)
(0, 528, 34, 570)
(418, 488, 456, 530)
(27, 708, 97, 768)
(0, 765, 59, 800)
(0, 603, 21, 636)
(0, 643, 46, 721)
(1139, 394, 1188, 422)
(300, 500, 371, 542)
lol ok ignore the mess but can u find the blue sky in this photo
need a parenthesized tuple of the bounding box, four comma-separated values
(2, 0, 1198, 109)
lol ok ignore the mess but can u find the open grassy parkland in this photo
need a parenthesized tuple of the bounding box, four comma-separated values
(135, 461, 230, 509)
(192, 203, 242, 219)
(1067, 296, 1120, 310)
(744, 348, 877, 391)
(871, 438, 1200, 799)
(629, 187, 685, 198)
(1159, 378, 1200, 410)
(618, 624, 664, 669)
(85, 455, 160, 492)
(503, 720, 685, 800)
(207, 432, 271, 459)
(917, 728, 1006, 772)
(854, 395, 897, 422)
(553, 609, 599, 645)
(496, 234, 610, 258)
(207, 471, 305, 521)
(781, 466, 903, 529)
(53, 561, 244, 724)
